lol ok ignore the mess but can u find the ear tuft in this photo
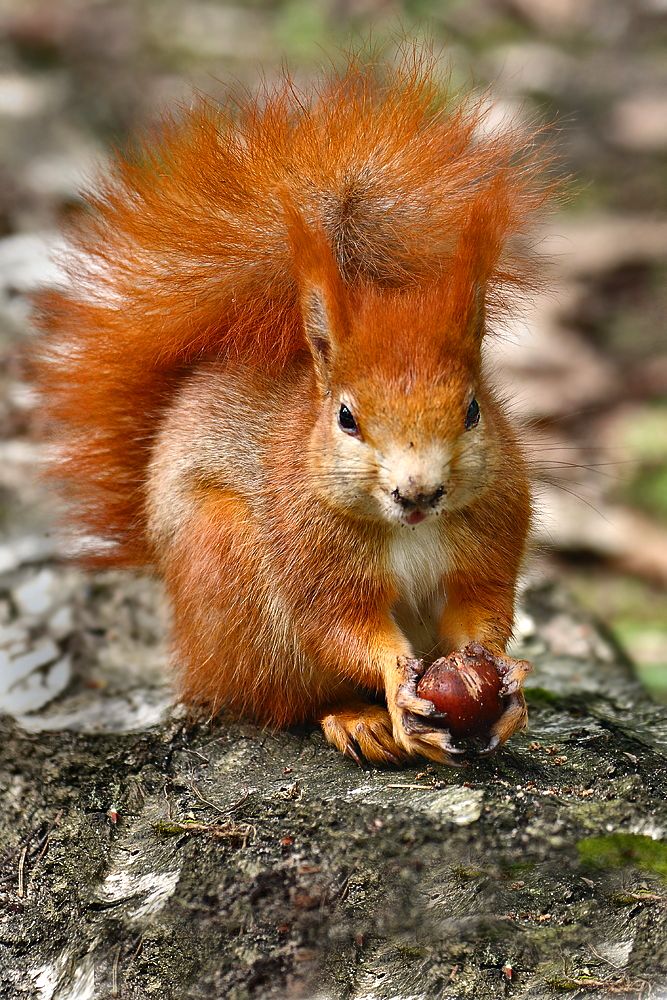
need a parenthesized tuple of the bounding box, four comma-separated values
(281, 190, 348, 382)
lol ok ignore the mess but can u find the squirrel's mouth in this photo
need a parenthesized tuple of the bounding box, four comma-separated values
(405, 510, 427, 526)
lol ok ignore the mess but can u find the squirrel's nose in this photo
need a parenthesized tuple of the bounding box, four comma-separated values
(391, 484, 446, 511)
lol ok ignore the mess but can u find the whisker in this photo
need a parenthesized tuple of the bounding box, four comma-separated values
(534, 480, 612, 524)
(530, 461, 628, 483)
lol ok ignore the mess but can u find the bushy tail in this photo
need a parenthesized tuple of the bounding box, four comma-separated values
(32, 46, 554, 568)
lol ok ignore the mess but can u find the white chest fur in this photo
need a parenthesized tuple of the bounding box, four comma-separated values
(387, 519, 448, 606)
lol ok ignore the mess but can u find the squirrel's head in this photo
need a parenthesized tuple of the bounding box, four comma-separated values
(289, 207, 503, 529)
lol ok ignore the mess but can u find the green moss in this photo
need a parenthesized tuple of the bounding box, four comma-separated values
(612, 889, 665, 905)
(548, 977, 585, 992)
(502, 860, 536, 877)
(452, 865, 487, 880)
(395, 944, 428, 959)
(526, 687, 562, 706)
(548, 975, 614, 991)
(577, 833, 667, 882)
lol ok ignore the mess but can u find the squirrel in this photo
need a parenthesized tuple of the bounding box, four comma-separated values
(33, 51, 553, 766)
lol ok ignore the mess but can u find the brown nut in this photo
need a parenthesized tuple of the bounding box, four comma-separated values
(416, 647, 504, 737)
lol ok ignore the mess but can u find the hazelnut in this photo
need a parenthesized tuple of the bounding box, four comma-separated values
(416, 645, 504, 737)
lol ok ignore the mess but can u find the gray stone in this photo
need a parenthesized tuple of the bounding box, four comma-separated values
(0, 578, 666, 999)
(0, 534, 59, 575)
(0, 647, 70, 715)
(13, 568, 61, 618)
(0, 637, 59, 684)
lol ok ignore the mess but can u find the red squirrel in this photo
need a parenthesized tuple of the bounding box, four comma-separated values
(34, 53, 553, 765)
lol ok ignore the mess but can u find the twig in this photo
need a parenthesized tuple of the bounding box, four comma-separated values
(163, 781, 173, 821)
(226, 790, 252, 815)
(189, 783, 250, 816)
(124, 934, 144, 976)
(17, 846, 27, 899)
(153, 819, 255, 847)
(111, 945, 121, 997)
(32, 810, 64, 873)
(589, 944, 624, 970)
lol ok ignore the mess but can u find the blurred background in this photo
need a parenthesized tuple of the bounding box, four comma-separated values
(0, 0, 666, 697)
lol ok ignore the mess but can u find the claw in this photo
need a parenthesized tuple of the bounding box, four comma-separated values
(401, 711, 431, 734)
(402, 710, 469, 764)
(400, 705, 446, 729)
(478, 734, 501, 757)
(437, 734, 467, 756)
(343, 738, 364, 767)
(482, 692, 528, 755)
(441, 755, 469, 769)
(432, 744, 470, 768)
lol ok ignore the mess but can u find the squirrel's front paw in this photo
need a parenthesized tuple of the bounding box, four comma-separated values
(476, 649, 532, 755)
(388, 656, 468, 767)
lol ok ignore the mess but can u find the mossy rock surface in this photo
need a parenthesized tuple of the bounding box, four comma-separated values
(1, 574, 667, 999)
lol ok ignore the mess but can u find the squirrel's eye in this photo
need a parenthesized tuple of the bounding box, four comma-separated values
(465, 398, 480, 430)
(338, 404, 358, 435)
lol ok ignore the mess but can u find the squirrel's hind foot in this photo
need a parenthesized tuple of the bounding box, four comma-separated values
(320, 700, 404, 767)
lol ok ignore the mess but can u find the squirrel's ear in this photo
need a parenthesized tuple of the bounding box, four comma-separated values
(282, 194, 348, 385)
(447, 216, 490, 347)
(469, 281, 486, 342)
(301, 281, 339, 371)
(442, 268, 486, 349)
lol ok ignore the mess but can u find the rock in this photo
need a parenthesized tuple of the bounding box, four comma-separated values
(420, 786, 485, 825)
(0, 621, 29, 649)
(0, 534, 59, 574)
(0, 230, 64, 294)
(0, 653, 71, 715)
(15, 685, 172, 734)
(13, 567, 61, 617)
(0, 231, 65, 327)
(0, 579, 666, 999)
(0, 638, 60, 682)
(47, 604, 74, 640)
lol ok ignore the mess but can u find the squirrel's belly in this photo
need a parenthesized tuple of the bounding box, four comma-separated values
(387, 520, 448, 659)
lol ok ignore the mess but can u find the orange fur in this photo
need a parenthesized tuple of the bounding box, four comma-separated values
(32, 49, 553, 763)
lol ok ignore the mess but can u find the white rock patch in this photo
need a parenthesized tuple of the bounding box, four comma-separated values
(419, 786, 485, 826)
(30, 952, 95, 1000)
(100, 866, 181, 921)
